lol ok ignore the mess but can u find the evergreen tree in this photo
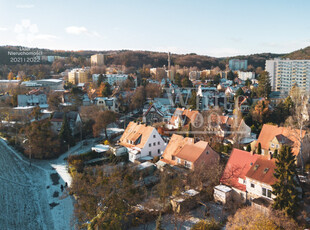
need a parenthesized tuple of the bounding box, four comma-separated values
(273, 149, 278, 159)
(59, 113, 75, 147)
(97, 74, 104, 87)
(272, 145, 300, 217)
(257, 142, 262, 154)
(188, 90, 197, 110)
(155, 212, 164, 230)
(257, 71, 271, 98)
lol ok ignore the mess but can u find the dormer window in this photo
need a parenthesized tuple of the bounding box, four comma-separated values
(263, 168, 269, 174)
(254, 164, 260, 171)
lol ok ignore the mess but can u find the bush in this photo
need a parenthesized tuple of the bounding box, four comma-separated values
(191, 218, 222, 230)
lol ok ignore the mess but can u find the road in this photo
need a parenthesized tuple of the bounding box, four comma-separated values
(0, 139, 54, 229)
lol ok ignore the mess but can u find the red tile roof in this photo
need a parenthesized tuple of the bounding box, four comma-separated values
(245, 157, 276, 185)
(221, 148, 260, 191)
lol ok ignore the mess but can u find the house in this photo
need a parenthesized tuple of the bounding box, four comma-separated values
(252, 124, 307, 166)
(167, 108, 199, 129)
(205, 114, 251, 141)
(238, 96, 250, 113)
(93, 97, 118, 112)
(220, 148, 276, 203)
(160, 134, 219, 170)
(50, 111, 82, 136)
(142, 104, 165, 125)
(119, 122, 166, 162)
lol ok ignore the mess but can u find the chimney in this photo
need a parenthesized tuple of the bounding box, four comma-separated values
(268, 152, 272, 160)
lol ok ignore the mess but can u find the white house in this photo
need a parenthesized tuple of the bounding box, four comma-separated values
(119, 122, 166, 162)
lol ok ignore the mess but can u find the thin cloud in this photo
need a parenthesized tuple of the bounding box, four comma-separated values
(0, 27, 8, 31)
(35, 34, 59, 41)
(16, 4, 35, 9)
(65, 26, 101, 38)
(14, 19, 58, 44)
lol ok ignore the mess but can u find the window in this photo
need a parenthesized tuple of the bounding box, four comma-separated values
(262, 188, 266, 196)
(271, 143, 274, 148)
(158, 141, 160, 145)
(184, 161, 191, 169)
(158, 149, 160, 154)
(153, 135, 156, 138)
(153, 142, 156, 146)
(251, 183, 255, 188)
(267, 189, 272, 198)
(172, 156, 175, 160)
(177, 158, 181, 164)
(149, 143, 151, 147)
(149, 151, 151, 156)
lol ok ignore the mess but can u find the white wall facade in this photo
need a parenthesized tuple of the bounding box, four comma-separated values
(128, 129, 166, 162)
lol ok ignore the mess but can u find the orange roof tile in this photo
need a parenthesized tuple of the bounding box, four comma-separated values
(176, 141, 219, 165)
(119, 122, 155, 148)
(256, 124, 306, 156)
(169, 108, 199, 126)
(161, 134, 194, 165)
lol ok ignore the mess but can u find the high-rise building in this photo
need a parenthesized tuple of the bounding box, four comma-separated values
(229, 59, 248, 71)
(91, 54, 104, 66)
(68, 68, 89, 84)
(265, 58, 310, 93)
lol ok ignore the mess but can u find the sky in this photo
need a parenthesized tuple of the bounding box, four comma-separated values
(0, 0, 310, 57)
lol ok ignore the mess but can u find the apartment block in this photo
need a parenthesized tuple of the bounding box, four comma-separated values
(229, 59, 248, 71)
(91, 54, 104, 66)
(265, 58, 310, 93)
(68, 68, 89, 85)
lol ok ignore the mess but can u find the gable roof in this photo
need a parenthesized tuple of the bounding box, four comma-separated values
(256, 124, 306, 156)
(176, 141, 218, 164)
(161, 134, 194, 165)
(119, 122, 157, 149)
(143, 104, 164, 117)
(170, 108, 199, 126)
(221, 148, 260, 191)
(245, 157, 276, 185)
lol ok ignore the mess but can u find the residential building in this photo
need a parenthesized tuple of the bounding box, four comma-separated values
(265, 58, 310, 93)
(167, 108, 199, 129)
(68, 68, 89, 84)
(50, 111, 82, 135)
(251, 124, 307, 166)
(143, 98, 173, 125)
(237, 71, 255, 81)
(17, 94, 48, 108)
(160, 134, 219, 170)
(92, 74, 132, 86)
(119, 122, 166, 162)
(142, 104, 165, 125)
(229, 59, 248, 71)
(220, 148, 276, 203)
(91, 54, 104, 66)
(93, 97, 119, 112)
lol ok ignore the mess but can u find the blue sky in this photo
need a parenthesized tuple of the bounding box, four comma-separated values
(0, 0, 309, 57)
